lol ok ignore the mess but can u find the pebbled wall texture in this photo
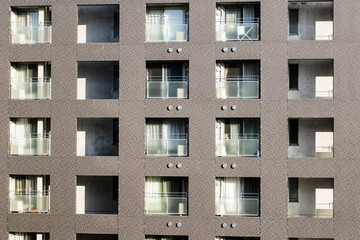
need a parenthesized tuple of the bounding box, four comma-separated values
(1, 0, 360, 239)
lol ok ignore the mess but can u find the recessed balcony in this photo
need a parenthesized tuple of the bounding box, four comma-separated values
(77, 62, 119, 99)
(76, 176, 118, 215)
(146, 237, 188, 240)
(216, 119, 260, 157)
(146, 119, 188, 157)
(9, 233, 49, 240)
(289, 238, 333, 240)
(77, 234, 117, 240)
(147, 62, 188, 99)
(11, 62, 51, 100)
(216, 61, 260, 99)
(216, 238, 260, 240)
(216, 3, 260, 41)
(146, 5, 189, 42)
(77, 118, 118, 156)
(10, 118, 51, 156)
(288, 118, 333, 158)
(11, 6, 52, 44)
(215, 177, 260, 217)
(78, 5, 119, 43)
(288, 60, 333, 99)
(145, 177, 188, 216)
(288, 178, 334, 218)
(9, 175, 50, 214)
(288, 1, 333, 41)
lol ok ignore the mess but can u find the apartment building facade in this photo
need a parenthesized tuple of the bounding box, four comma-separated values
(1, 0, 358, 239)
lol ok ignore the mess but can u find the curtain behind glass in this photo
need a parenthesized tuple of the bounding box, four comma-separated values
(146, 9, 165, 41)
(243, 6, 255, 22)
(164, 8, 185, 41)
(146, 120, 162, 139)
(165, 119, 185, 139)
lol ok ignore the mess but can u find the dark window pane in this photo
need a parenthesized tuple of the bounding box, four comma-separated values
(289, 119, 299, 145)
(289, 178, 299, 202)
(289, 64, 299, 90)
(289, 9, 299, 35)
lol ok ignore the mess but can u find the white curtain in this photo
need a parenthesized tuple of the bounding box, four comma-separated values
(216, 177, 244, 215)
(145, 177, 162, 194)
(165, 119, 184, 139)
(229, 119, 240, 139)
(29, 10, 39, 26)
(225, 6, 238, 23)
(164, 7, 184, 24)
(243, 6, 255, 22)
(146, 121, 162, 140)
(243, 62, 259, 80)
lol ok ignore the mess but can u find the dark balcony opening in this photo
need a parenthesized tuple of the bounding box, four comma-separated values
(78, 5, 119, 43)
(77, 118, 118, 156)
(288, 1, 333, 40)
(77, 62, 119, 99)
(288, 118, 333, 158)
(76, 176, 118, 215)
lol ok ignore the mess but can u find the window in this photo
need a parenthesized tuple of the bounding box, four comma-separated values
(289, 119, 299, 145)
(289, 9, 298, 35)
(147, 62, 188, 99)
(289, 64, 299, 90)
(289, 178, 299, 202)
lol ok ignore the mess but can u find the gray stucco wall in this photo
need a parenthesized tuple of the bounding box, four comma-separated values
(2, 0, 360, 239)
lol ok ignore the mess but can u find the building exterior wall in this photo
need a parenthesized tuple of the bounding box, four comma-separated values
(1, 0, 359, 240)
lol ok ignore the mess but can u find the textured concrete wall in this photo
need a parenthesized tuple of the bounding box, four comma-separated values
(1, 0, 359, 240)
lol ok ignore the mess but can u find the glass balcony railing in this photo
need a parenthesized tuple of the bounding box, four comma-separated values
(145, 192, 187, 215)
(215, 193, 259, 216)
(146, 134, 187, 156)
(216, 19, 259, 41)
(10, 133, 51, 156)
(216, 134, 259, 157)
(146, 17, 188, 42)
(9, 190, 50, 213)
(11, 22, 52, 44)
(147, 76, 188, 99)
(216, 76, 259, 99)
(11, 77, 51, 100)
